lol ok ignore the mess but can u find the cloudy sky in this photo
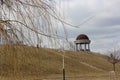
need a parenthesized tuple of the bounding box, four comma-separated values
(58, 0, 120, 53)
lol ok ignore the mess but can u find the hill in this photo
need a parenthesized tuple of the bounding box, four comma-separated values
(0, 45, 120, 79)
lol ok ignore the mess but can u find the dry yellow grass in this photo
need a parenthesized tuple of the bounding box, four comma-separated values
(0, 45, 120, 80)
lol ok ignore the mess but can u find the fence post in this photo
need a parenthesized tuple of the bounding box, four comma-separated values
(109, 71, 117, 80)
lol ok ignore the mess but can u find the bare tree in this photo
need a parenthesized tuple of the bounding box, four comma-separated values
(0, 0, 69, 48)
(107, 50, 120, 72)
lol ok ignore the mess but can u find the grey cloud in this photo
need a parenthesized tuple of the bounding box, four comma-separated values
(91, 17, 120, 27)
(60, 0, 120, 52)
(67, 24, 120, 38)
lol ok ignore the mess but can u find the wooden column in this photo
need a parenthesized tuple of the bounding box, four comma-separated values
(88, 44, 90, 51)
(85, 44, 86, 51)
(76, 44, 78, 51)
(80, 44, 82, 50)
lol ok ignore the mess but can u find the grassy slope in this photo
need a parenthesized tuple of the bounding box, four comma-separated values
(0, 45, 120, 78)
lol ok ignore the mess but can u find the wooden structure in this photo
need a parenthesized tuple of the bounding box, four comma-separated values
(74, 34, 91, 51)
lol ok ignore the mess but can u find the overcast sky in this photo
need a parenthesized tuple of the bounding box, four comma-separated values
(58, 0, 120, 53)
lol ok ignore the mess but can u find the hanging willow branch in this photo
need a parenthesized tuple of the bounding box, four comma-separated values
(0, 0, 70, 48)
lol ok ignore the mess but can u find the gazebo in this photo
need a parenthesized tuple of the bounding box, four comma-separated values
(74, 34, 91, 51)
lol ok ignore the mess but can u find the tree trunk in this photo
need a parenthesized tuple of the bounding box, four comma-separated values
(113, 63, 115, 72)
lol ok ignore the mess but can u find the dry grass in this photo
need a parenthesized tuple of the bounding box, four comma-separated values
(0, 45, 120, 80)
(0, 76, 120, 80)
(1, 1, 118, 80)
